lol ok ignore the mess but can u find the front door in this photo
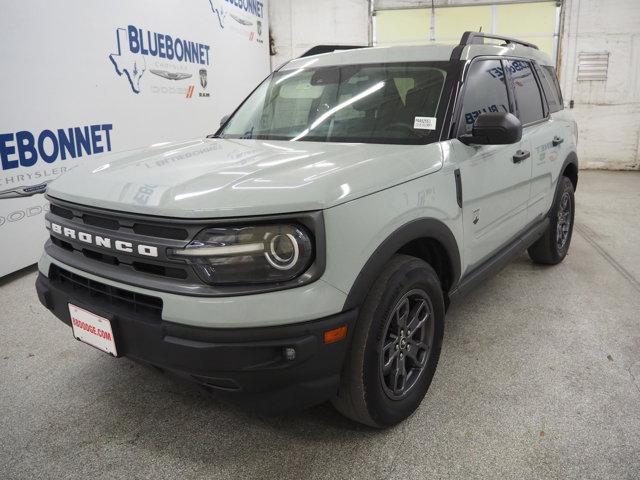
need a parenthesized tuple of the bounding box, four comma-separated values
(453, 58, 532, 272)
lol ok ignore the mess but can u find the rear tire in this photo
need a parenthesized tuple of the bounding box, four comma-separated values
(332, 255, 444, 428)
(528, 175, 575, 265)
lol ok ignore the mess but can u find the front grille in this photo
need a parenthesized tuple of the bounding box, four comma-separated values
(83, 214, 119, 230)
(50, 204, 74, 219)
(49, 234, 189, 279)
(49, 201, 190, 240)
(50, 264, 163, 320)
(132, 223, 190, 240)
(46, 198, 198, 285)
(50, 236, 74, 252)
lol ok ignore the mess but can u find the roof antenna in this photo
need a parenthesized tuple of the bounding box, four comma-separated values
(479, 26, 483, 32)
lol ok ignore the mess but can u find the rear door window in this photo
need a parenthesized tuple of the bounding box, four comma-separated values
(458, 59, 511, 134)
(505, 60, 545, 125)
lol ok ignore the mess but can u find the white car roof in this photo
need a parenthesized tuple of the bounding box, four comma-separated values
(281, 42, 554, 71)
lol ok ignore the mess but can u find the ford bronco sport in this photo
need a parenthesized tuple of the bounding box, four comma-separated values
(36, 32, 578, 427)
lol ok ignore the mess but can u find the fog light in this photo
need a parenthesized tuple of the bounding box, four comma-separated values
(283, 346, 296, 361)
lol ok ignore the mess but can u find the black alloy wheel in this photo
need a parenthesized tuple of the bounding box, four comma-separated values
(379, 289, 434, 400)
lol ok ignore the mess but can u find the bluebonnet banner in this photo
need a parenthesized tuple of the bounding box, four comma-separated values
(1, 0, 270, 276)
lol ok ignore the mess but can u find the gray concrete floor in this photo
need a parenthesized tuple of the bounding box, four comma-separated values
(1, 171, 639, 480)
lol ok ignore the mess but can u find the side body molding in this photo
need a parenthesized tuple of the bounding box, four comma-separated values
(343, 218, 461, 311)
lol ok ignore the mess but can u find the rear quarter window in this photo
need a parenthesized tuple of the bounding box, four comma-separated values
(537, 65, 564, 113)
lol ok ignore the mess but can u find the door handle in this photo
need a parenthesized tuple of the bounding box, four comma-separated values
(512, 150, 530, 163)
(552, 136, 564, 146)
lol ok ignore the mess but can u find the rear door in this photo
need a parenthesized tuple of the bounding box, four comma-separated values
(454, 58, 532, 271)
(529, 62, 571, 219)
(504, 59, 557, 223)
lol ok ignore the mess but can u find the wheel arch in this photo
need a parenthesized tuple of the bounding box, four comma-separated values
(561, 151, 579, 191)
(342, 218, 461, 311)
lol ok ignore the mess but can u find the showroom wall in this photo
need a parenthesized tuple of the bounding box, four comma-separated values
(375, 2, 558, 61)
(268, 0, 370, 67)
(0, 0, 271, 277)
(269, 0, 640, 170)
(557, 0, 640, 170)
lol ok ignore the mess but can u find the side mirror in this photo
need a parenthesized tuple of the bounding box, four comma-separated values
(219, 114, 230, 127)
(458, 112, 522, 145)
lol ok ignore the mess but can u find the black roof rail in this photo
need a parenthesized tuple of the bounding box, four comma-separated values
(458, 31, 539, 50)
(299, 45, 367, 58)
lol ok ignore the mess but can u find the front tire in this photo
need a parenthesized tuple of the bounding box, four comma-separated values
(528, 176, 575, 265)
(332, 255, 444, 428)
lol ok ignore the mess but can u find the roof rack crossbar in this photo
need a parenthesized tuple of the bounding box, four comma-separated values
(458, 31, 539, 50)
(299, 45, 367, 58)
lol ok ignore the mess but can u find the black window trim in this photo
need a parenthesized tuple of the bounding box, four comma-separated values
(548, 64, 564, 109)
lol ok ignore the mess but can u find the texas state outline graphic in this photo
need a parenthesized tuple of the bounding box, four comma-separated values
(109, 27, 146, 94)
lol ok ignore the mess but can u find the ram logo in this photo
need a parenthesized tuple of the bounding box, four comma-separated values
(199, 68, 208, 89)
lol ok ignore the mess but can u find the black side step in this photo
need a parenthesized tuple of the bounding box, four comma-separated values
(449, 217, 549, 301)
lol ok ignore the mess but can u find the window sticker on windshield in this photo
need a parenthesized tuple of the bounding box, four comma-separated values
(414, 116, 437, 130)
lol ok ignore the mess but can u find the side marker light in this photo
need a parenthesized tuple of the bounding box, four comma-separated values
(323, 325, 348, 344)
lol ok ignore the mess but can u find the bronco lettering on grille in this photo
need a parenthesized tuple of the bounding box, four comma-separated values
(46, 220, 159, 258)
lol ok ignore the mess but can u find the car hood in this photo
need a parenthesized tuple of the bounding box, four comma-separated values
(47, 138, 443, 218)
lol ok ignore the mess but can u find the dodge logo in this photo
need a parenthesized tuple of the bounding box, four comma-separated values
(46, 221, 159, 257)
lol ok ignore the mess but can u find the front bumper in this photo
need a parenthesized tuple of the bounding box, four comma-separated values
(38, 252, 347, 328)
(36, 271, 357, 413)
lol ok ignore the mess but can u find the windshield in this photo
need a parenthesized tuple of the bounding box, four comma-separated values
(218, 62, 449, 145)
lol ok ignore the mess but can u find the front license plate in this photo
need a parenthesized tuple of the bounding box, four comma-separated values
(68, 304, 118, 356)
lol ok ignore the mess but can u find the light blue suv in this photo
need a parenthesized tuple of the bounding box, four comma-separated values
(37, 32, 578, 427)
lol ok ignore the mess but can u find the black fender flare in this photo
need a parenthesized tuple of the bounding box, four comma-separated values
(560, 151, 579, 191)
(342, 218, 461, 310)
(544, 151, 579, 219)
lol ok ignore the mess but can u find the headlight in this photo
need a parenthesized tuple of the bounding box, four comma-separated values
(171, 224, 314, 285)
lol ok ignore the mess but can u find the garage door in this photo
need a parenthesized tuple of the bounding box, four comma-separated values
(375, 1, 558, 62)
